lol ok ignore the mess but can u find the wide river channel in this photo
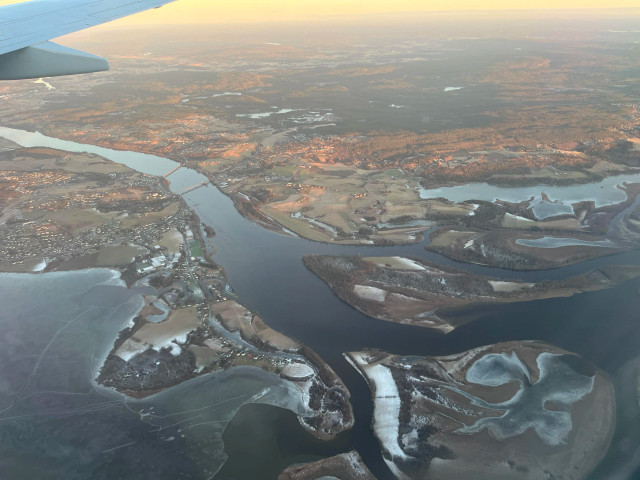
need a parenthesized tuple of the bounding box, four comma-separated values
(1, 126, 640, 480)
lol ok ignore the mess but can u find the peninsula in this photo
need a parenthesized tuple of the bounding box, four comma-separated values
(304, 254, 640, 331)
(278, 451, 377, 480)
(0, 142, 354, 440)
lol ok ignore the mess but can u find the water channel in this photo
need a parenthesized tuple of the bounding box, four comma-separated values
(1, 126, 640, 479)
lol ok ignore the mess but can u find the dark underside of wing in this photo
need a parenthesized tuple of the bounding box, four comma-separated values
(0, 0, 176, 79)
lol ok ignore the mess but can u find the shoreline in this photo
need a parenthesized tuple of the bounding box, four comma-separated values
(347, 342, 616, 480)
(303, 254, 640, 331)
(96, 294, 355, 440)
(0, 136, 354, 442)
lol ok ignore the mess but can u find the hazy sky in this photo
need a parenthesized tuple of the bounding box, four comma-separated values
(0, 0, 638, 24)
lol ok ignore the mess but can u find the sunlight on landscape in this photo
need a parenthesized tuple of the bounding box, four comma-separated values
(1, 1, 640, 479)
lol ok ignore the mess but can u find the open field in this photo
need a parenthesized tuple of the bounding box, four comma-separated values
(96, 245, 149, 266)
(119, 202, 180, 230)
(4, 148, 132, 175)
(211, 300, 301, 352)
(158, 228, 184, 253)
(46, 208, 118, 235)
(116, 306, 200, 362)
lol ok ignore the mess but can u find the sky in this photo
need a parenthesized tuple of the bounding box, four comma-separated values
(0, 0, 638, 24)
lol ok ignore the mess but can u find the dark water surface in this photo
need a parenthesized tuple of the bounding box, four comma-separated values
(1, 127, 639, 479)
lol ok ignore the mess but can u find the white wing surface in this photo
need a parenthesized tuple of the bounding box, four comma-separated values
(0, 0, 177, 79)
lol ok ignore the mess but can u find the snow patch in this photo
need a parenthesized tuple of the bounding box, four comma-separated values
(489, 281, 535, 293)
(354, 285, 387, 302)
(212, 92, 242, 98)
(281, 362, 315, 379)
(350, 353, 409, 479)
(392, 257, 426, 271)
(402, 428, 419, 448)
(504, 212, 534, 223)
(236, 108, 298, 119)
(32, 259, 47, 272)
(344, 451, 367, 476)
(516, 236, 616, 249)
(115, 338, 149, 362)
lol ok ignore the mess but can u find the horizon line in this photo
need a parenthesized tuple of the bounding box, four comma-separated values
(98, 6, 640, 27)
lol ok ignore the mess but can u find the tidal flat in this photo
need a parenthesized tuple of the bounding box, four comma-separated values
(347, 341, 615, 480)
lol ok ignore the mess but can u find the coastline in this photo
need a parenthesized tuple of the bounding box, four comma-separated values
(303, 254, 640, 331)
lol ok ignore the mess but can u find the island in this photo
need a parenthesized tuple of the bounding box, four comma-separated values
(278, 451, 377, 480)
(346, 341, 615, 480)
(303, 254, 640, 331)
(98, 295, 354, 440)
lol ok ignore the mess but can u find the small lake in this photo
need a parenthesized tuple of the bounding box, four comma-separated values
(516, 236, 617, 249)
(419, 174, 640, 219)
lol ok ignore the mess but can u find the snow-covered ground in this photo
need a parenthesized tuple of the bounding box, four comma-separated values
(516, 236, 617, 249)
(31, 259, 47, 272)
(504, 212, 534, 223)
(391, 257, 426, 271)
(281, 362, 315, 380)
(115, 309, 199, 362)
(212, 92, 242, 98)
(115, 338, 147, 362)
(236, 108, 298, 119)
(350, 353, 409, 480)
(344, 451, 369, 477)
(354, 284, 387, 302)
(489, 281, 535, 293)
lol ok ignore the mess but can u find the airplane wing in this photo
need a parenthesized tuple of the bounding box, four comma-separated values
(0, 0, 177, 80)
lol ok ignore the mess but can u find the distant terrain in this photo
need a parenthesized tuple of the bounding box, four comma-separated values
(1, 16, 639, 265)
(1, 10, 640, 480)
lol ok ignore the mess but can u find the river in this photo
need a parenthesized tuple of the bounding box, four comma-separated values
(1, 126, 640, 479)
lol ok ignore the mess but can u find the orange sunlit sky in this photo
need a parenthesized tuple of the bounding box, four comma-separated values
(0, 0, 638, 24)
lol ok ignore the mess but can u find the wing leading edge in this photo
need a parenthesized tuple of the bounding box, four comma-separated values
(0, 0, 177, 80)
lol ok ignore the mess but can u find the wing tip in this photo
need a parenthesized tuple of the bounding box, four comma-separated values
(0, 42, 109, 80)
